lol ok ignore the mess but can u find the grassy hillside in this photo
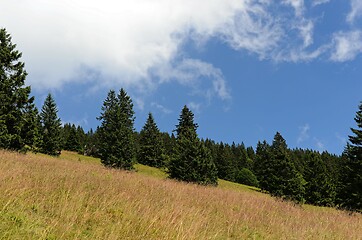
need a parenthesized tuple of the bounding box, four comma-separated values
(0, 150, 361, 239)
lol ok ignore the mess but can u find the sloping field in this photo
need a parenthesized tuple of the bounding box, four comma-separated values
(0, 150, 361, 239)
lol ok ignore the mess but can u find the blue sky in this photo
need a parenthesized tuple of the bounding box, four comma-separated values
(2, 0, 362, 154)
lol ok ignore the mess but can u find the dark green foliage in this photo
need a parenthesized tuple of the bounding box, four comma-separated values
(39, 93, 62, 156)
(138, 112, 166, 168)
(84, 128, 101, 157)
(168, 105, 217, 185)
(235, 168, 259, 187)
(256, 133, 306, 203)
(304, 152, 336, 206)
(254, 140, 271, 185)
(338, 102, 362, 212)
(246, 146, 255, 162)
(0, 28, 35, 151)
(62, 123, 81, 152)
(98, 89, 135, 170)
(21, 99, 42, 152)
(214, 142, 235, 181)
(76, 126, 86, 154)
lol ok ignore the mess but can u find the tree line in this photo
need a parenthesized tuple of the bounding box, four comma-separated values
(1, 28, 360, 212)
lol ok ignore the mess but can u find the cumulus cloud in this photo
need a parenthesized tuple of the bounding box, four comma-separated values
(2, 0, 322, 93)
(1, 0, 355, 97)
(1, 0, 281, 93)
(347, 0, 362, 24)
(331, 30, 362, 62)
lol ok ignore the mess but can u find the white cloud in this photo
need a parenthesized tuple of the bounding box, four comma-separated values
(314, 138, 325, 152)
(133, 97, 145, 111)
(297, 123, 310, 144)
(151, 102, 172, 114)
(312, 0, 330, 7)
(331, 30, 362, 62)
(283, 0, 305, 17)
(299, 20, 314, 48)
(5, 0, 328, 97)
(1, 0, 354, 96)
(0, 0, 281, 93)
(275, 1, 321, 61)
(155, 58, 231, 100)
(188, 102, 202, 113)
(347, 0, 362, 24)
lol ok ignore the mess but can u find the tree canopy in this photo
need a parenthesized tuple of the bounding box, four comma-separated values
(168, 106, 218, 185)
(98, 89, 135, 170)
(138, 112, 166, 168)
(339, 102, 362, 211)
(0, 28, 36, 151)
(40, 93, 62, 156)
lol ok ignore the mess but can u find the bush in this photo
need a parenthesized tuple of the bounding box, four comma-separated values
(235, 168, 259, 187)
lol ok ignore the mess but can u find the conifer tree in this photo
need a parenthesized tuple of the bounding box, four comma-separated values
(270, 132, 306, 202)
(98, 89, 135, 170)
(215, 142, 235, 181)
(257, 133, 306, 203)
(21, 100, 42, 152)
(304, 152, 336, 206)
(63, 124, 81, 152)
(0, 28, 35, 151)
(254, 140, 271, 186)
(168, 105, 217, 185)
(138, 112, 165, 168)
(339, 102, 362, 211)
(40, 93, 62, 156)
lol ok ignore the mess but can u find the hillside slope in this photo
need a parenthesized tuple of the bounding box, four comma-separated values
(0, 150, 361, 239)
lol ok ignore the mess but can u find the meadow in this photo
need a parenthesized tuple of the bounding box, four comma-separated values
(0, 150, 361, 239)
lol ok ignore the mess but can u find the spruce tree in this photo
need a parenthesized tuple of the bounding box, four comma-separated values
(304, 152, 336, 206)
(339, 102, 362, 211)
(270, 132, 306, 202)
(138, 112, 165, 168)
(0, 28, 35, 151)
(40, 93, 62, 156)
(257, 133, 306, 203)
(21, 99, 41, 152)
(254, 140, 271, 188)
(168, 105, 217, 185)
(98, 89, 135, 170)
(63, 124, 81, 152)
(215, 142, 235, 181)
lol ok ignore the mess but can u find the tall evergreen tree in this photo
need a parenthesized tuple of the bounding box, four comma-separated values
(0, 28, 35, 151)
(84, 127, 101, 157)
(40, 93, 62, 156)
(168, 105, 217, 185)
(138, 112, 165, 168)
(270, 132, 306, 202)
(256, 133, 306, 203)
(21, 100, 41, 152)
(98, 89, 135, 170)
(214, 142, 235, 181)
(63, 124, 81, 152)
(304, 152, 336, 206)
(254, 140, 271, 186)
(339, 102, 362, 211)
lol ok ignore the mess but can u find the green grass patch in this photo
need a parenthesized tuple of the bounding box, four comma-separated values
(134, 164, 168, 179)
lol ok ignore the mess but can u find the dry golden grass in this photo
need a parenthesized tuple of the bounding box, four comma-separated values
(0, 150, 361, 239)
